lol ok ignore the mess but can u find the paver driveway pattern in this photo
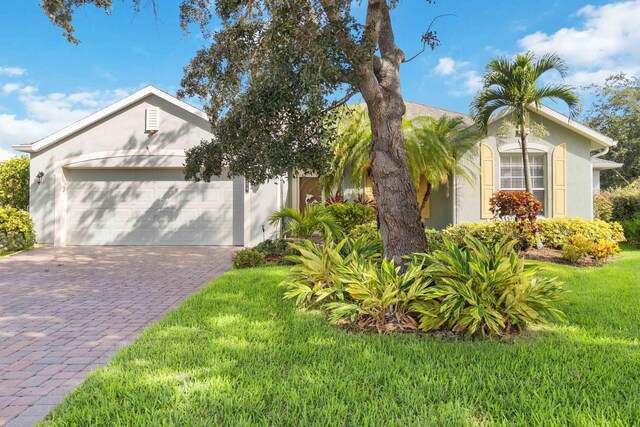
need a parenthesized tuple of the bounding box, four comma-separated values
(0, 246, 234, 427)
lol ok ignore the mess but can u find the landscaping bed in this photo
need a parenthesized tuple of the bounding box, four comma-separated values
(41, 251, 640, 426)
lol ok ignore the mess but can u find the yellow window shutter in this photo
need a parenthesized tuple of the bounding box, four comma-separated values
(480, 143, 495, 219)
(422, 197, 431, 219)
(552, 143, 567, 218)
(363, 174, 374, 201)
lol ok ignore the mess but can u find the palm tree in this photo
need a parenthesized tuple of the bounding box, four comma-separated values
(323, 106, 481, 214)
(321, 105, 371, 197)
(405, 116, 481, 213)
(470, 51, 581, 193)
(268, 205, 340, 239)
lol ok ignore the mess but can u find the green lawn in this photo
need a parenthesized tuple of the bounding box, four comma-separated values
(41, 251, 640, 426)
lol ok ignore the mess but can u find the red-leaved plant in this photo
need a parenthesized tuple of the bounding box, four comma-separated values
(490, 191, 542, 247)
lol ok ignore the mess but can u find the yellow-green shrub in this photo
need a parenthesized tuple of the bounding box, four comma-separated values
(537, 217, 625, 249)
(0, 206, 36, 254)
(442, 221, 529, 250)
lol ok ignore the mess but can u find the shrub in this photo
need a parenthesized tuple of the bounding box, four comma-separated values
(0, 206, 36, 254)
(490, 190, 542, 223)
(325, 202, 376, 233)
(442, 220, 529, 251)
(280, 236, 382, 307)
(324, 259, 429, 332)
(0, 156, 29, 210)
(561, 234, 619, 264)
(232, 248, 266, 269)
(608, 180, 640, 222)
(411, 237, 567, 337)
(253, 238, 294, 265)
(620, 215, 640, 247)
(561, 235, 595, 263)
(348, 222, 379, 240)
(282, 235, 567, 338)
(424, 228, 445, 253)
(537, 218, 625, 249)
(593, 191, 613, 222)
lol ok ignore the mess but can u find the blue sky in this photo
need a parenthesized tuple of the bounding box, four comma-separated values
(1, 0, 639, 159)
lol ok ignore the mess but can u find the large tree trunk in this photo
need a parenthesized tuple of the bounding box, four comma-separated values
(366, 95, 427, 264)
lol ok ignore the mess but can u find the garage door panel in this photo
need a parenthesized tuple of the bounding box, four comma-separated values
(66, 169, 240, 246)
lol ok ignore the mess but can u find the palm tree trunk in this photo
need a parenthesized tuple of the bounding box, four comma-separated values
(521, 126, 543, 249)
(520, 129, 533, 194)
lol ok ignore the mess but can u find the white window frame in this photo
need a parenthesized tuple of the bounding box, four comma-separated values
(499, 153, 547, 215)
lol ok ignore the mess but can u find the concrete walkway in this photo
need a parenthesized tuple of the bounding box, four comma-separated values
(0, 246, 234, 426)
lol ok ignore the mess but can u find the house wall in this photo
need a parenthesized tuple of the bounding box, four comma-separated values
(455, 111, 596, 223)
(593, 170, 601, 191)
(422, 184, 454, 230)
(29, 94, 272, 246)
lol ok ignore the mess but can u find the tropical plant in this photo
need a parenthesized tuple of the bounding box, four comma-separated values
(0, 156, 29, 210)
(268, 206, 340, 240)
(410, 237, 567, 337)
(405, 115, 481, 213)
(490, 190, 542, 246)
(471, 51, 581, 194)
(324, 107, 481, 214)
(324, 259, 430, 332)
(280, 237, 382, 307)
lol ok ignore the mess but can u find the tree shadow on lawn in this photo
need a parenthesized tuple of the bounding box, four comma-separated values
(40, 267, 639, 427)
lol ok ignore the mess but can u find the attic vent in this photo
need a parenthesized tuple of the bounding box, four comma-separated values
(145, 107, 160, 132)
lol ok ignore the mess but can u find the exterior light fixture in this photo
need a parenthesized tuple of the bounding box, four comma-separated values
(35, 171, 44, 185)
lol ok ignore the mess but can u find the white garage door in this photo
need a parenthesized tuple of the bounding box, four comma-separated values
(66, 169, 242, 245)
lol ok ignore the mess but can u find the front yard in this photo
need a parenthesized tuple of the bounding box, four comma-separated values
(41, 250, 640, 426)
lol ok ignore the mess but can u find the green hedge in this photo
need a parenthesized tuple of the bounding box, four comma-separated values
(0, 156, 29, 210)
(609, 183, 640, 222)
(0, 206, 36, 255)
(537, 217, 625, 249)
(326, 203, 376, 233)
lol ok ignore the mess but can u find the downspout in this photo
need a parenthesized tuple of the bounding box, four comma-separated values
(591, 146, 609, 160)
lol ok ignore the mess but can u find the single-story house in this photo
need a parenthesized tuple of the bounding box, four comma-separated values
(12, 86, 619, 246)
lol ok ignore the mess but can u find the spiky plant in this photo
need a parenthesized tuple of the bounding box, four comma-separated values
(268, 205, 340, 240)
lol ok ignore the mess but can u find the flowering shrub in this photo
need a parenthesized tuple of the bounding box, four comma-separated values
(0, 206, 36, 255)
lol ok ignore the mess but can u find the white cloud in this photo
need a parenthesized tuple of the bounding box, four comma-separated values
(434, 57, 457, 75)
(0, 86, 135, 153)
(0, 147, 18, 161)
(432, 57, 483, 96)
(519, 0, 640, 85)
(2, 83, 20, 94)
(462, 71, 483, 94)
(0, 67, 26, 76)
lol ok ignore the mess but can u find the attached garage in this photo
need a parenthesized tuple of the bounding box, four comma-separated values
(13, 86, 283, 247)
(65, 169, 244, 246)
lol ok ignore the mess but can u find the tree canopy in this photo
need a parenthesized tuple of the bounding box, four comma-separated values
(40, 0, 440, 261)
(583, 74, 640, 189)
(0, 156, 30, 211)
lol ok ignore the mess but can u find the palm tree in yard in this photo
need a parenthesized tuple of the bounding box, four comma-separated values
(405, 116, 482, 214)
(470, 51, 581, 194)
(322, 106, 481, 214)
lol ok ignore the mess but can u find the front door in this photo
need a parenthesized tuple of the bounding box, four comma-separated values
(298, 177, 322, 212)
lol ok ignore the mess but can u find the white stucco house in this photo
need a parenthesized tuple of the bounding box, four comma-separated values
(12, 86, 620, 247)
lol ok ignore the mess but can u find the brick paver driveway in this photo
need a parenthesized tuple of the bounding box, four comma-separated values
(0, 246, 234, 427)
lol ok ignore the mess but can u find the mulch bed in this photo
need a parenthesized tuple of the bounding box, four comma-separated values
(520, 248, 611, 267)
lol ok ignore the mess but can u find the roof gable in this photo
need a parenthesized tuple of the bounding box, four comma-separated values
(12, 86, 208, 153)
(489, 104, 616, 149)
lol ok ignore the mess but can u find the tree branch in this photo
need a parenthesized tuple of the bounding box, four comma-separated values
(403, 14, 453, 63)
